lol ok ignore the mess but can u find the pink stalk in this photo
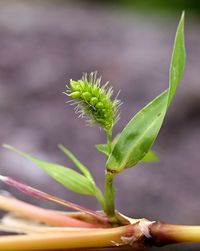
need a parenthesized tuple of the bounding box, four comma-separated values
(0, 195, 97, 228)
(0, 175, 108, 225)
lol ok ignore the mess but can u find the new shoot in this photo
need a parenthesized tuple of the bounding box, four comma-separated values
(1, 11, 200, 251)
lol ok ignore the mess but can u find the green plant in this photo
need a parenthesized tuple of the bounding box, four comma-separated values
(1, 11, 185, 225)
(3, 11, 200, 251)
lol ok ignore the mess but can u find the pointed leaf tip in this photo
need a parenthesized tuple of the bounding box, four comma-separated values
(168, 11, 186, 107)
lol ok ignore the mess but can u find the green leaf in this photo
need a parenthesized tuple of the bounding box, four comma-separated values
(95, 134, 120, 157)
(58, 144, 94, 182)
(106, 91, 167, 172)
(168, 11, 186, 107)
(2, 144, 96, 196)
(57, 144, 105, 208)
(140, 150, 159, 163)
(95, 144, 109, 156)
(106, 12, 185, 173)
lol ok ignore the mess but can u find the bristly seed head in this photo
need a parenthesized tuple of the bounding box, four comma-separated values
(64, 72, 121, 131)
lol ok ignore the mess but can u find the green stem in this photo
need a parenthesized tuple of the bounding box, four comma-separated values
(106, 129, 112, 157)
(104, 171, 117, 223)
(104, 129, 119, 224)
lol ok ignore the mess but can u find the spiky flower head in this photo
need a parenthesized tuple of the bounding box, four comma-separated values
(65, 72, 121, 131)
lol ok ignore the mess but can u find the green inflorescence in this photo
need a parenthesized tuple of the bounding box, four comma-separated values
(65, 72, 121, 131)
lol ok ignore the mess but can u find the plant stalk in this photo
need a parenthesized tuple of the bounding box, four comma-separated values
(104, 172, 117, 224)
(0, 175, 108, 225)
(2, 210, 200, 250)
(0, 195, 99, 228)
(0, 223, 142, 250)
(104, 129, 118, 223)
(106, 129, 112, 156)
(150, 221, 200, 246)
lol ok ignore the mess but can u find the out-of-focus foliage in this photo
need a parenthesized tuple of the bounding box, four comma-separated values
(86, 0, 200, 11)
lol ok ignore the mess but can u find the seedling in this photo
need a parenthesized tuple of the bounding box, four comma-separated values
(1, 12, 200, 250)
(1, 10, 185, 222)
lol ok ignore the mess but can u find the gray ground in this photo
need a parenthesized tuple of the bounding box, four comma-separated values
(0, 1, 200, 250)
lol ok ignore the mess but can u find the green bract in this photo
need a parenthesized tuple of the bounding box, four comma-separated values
(65, 72, 121, 131)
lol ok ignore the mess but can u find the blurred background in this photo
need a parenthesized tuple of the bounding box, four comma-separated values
(0, 1, 200, 250)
